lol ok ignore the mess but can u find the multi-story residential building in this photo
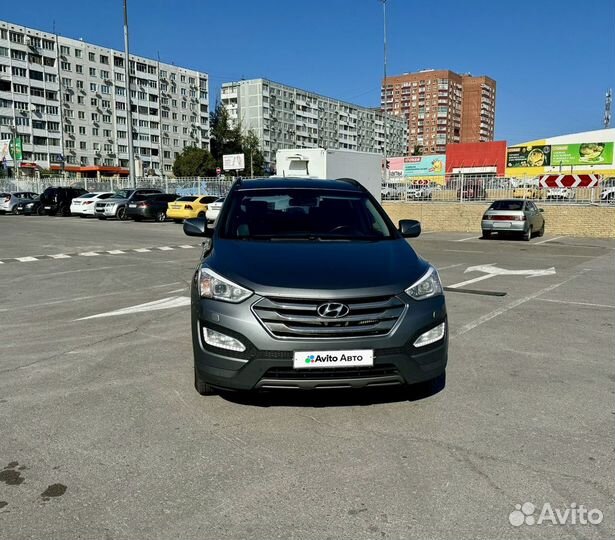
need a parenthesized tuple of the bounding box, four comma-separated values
(381, 69, 496, 154)
(221, 78, 407, 165)
(0, 20, 209, 177)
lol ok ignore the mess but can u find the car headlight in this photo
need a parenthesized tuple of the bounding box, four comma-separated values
(198, 267, 252, 303)
(405, 266, 443, 300)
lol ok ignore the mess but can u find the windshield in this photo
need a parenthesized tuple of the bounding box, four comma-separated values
(177, 196, 197, 202)
(221, 189, 395, 240)
(111, 190, 133, 199)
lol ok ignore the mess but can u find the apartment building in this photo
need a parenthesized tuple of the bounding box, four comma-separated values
(381, 69, 496, 154)
(0, 20, 209, 177)
(221, 78, 407, 165)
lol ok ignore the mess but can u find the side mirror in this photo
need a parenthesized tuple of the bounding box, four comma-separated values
(183, 217, 213, 237)
(399, 219, 421, 238)
(539, 208, 544, 212)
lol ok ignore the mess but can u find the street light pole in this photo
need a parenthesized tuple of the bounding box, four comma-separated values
(123, 0, 136, 187)
(381, 0, 388, 182)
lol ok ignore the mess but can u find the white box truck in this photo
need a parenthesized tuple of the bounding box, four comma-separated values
(275, 148, 382, 201)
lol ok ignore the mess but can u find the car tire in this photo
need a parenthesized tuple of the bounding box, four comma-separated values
(523, 226, 532, 241)
(116, 206, 128, 220)
(36, 206, 46, 216)
(482, 230, 491, 239)
(537, 222, 545, 237)
(194, 366, 216, 396)
(11, 206, 19, 215)
(155, 210, 166, 222)
(133, 216, 142, 222)
(197, 211, 205, 218)
(173, 219, 183, 224)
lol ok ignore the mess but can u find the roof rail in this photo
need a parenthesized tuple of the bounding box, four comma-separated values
(335, 177, 361, 187)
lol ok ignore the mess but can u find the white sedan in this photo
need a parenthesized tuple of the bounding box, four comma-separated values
(70, 192, 114, 217)
(205, 197, 225, 223)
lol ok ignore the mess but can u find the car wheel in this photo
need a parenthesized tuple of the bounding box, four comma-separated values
(36, 206, 46, 216)
(523, 226, 532, 241)
(482, 230, 491, 239)
(197, 211, 205, 218)
(116, 206, 128, 220)
(155, 210, 166, 222)
(11, 206, 19, 215)
(537, 222, 545, 237)
(194, 366, 216, 396)
(97, 216, 107, 220)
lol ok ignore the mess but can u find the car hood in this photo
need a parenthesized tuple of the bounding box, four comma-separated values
(206, 238, 429, 298)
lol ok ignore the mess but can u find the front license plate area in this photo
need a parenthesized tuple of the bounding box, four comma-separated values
(293, 350, 374, 370)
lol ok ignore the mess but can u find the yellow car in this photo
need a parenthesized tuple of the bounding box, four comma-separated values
(167, 195, 219, 223)
(512, 184, 542, 199)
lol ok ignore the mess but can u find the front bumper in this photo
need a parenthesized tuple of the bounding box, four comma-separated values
(95, 204, 120, 217)
(71, 204, 96, 215)
(191, 291, 448, 391)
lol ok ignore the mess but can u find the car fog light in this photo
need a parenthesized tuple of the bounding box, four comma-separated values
(203, 327, 246, 352)
(413, 322, 446, 348)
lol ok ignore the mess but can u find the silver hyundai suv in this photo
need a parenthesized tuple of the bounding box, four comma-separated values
(183, 178, 448, 396)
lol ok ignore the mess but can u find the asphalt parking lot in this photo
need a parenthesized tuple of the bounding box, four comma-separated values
(0, 215, 613, 540)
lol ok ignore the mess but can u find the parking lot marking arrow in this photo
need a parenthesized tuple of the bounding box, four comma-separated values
(448, 264, 556, 289)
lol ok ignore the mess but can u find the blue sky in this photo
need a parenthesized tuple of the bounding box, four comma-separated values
(4, 0, 614, 144)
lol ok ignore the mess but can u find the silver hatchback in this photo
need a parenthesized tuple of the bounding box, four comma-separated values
(481, 199, 545, 241)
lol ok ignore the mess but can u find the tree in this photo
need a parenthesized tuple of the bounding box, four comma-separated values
(209, 101, 243, 164)
(172, 146, 217, 177)
(242, 130, 265, 177)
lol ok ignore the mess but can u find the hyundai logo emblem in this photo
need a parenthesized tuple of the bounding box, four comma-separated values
(317, 302, 350, 318)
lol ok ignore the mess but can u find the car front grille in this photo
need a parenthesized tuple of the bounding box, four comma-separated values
(263, 364, 400, 380)
(252, 295, 406, 339)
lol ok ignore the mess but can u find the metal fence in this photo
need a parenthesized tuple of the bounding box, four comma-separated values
(381, 174, 615, 205)
(0, 176, 234, 198)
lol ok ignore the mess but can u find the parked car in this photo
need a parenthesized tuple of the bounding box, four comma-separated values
(94, 188, 162, 220)
(38, 187, 88, 216)
(481, 199, 545, 241)
(126, 193, 179, 222)
(70, 192, 115, 217)
(167, 195, 219, 223)
(0, 191, 38, 214)
(598, 178, 615, 203)
(182, 177, 448, 396)
(406, 184, 434, 200)
(546, 187, 575, 200)
(205, 197, 225, 223)
(381, 183, 404, 200)
(457, 180, 486, 200)
(512, 183, 542, 199)
(15, 194, 41, 215)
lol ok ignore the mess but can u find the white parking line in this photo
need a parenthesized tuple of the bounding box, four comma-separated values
(107, 249, 126, 255)
(456, 236, 480, 242)
(534, 236, 564, 245)
(157, 246, 174, 251)
(134, 248, 151, 253)
(452, 271, 586, 338)
(436, 263, 463, 271)
(444, 249, 484, 254)
(447, 274, 495, 289)
(179, 245, 196, 249)
(534, 298, 615, 309)
(79, 252, 100, 257)
(49, 254, 71, 259)
(15, 256, 38, 262)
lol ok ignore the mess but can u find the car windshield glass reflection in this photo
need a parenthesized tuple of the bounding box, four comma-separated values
(221, 189, 394, 241)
